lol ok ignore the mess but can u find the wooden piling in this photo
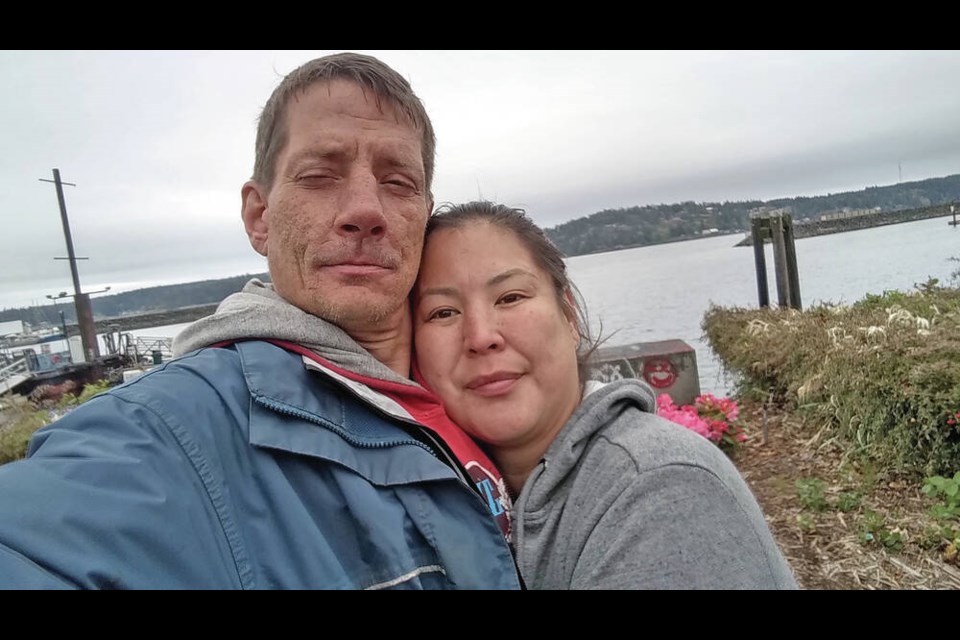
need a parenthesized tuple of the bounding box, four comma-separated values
(770, 214, 790, 308)
(751, 212, 802, 311)
(751, 217, 770, 308)
(783, 214, 802, 310)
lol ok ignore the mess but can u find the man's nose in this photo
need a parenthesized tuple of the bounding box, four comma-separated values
(336, 172, 387, 239)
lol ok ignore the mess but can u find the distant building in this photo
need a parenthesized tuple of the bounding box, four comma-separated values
(818, 208, 877, 222)
(748, 206, 793, 218)
(0, 320, 24, 338)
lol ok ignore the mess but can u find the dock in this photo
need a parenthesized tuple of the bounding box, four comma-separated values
(60, 304, 218, 337)
(1, 334, 174, 398)
(0, 358, 31, 395)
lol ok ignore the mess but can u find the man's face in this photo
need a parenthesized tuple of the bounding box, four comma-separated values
(242, 79, 431, 333)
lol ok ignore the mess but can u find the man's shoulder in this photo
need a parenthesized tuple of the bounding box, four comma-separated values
(143, 339, 295, 384)
(101, 343, 254, 412)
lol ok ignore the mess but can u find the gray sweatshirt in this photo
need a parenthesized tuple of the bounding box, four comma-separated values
(173, 278, 418, 387)
(513, 378, 799, 590)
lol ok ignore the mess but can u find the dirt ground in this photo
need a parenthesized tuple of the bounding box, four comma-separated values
(731, 400, 960, 590)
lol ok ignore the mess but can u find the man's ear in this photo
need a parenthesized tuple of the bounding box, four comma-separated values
(241, 180, 269, 256)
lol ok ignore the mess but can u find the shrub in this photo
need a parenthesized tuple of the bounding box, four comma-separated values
(0, 379, 113, 464)
(703, 282, 960, 477)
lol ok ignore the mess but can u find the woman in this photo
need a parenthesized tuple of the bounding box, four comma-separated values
(413, 201, 798, 590)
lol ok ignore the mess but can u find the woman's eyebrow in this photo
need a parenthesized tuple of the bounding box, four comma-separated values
(419, 285, 458, 298)
(418, 268, 536, 299)
(487, 268, 536, 288)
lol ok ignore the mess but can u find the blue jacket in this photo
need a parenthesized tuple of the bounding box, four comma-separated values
(0, 341, 521, 589)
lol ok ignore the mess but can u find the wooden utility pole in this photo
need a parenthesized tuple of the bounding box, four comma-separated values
(39, 168, 101, 361)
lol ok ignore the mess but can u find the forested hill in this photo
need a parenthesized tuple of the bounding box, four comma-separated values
(4, 173, 960, 326)
(2, 274, 272, 326)
(544, 173, 960, 257)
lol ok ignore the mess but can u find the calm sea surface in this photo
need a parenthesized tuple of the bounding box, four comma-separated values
(28, 216, 959, 398)
(566, 216, 960, 396)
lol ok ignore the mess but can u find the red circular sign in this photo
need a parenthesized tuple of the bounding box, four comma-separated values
(642, 358, 677, 389)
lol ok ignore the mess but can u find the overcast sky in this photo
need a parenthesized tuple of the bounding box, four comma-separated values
(3, 50, 960, 311)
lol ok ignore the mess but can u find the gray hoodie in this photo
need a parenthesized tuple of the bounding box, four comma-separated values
(513, 378, 799, 590)
(174, 278, 417, 387)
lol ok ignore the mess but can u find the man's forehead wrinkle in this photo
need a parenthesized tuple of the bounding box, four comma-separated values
(289, 81, 407, 128)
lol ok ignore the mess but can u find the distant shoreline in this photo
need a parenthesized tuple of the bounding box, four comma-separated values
(569, 230, 743, 258)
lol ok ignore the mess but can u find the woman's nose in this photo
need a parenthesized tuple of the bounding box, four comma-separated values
(463, 311, 504, 354)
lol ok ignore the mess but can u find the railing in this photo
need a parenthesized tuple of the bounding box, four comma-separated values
(0, 356, 29, 395)
(127, 336, 174, 364)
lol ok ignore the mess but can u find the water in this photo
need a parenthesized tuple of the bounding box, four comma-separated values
(9, 217, 958, 397)
(567, 216, 960, 396)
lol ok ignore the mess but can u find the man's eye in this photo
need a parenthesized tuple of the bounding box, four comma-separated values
(297, 174, 335, 184)
(383, 177, 417, 192)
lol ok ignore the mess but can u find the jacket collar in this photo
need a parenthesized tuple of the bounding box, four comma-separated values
(234, 340, 454, 486)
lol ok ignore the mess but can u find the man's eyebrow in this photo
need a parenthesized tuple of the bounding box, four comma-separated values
(376, 148, 425, 175)
(380, 155, 422, 173)
(286, 148, 345, 167)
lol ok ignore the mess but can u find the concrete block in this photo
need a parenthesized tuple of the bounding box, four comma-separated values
(590, 339, 701, 405)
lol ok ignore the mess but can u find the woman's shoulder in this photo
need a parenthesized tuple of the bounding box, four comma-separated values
(586, 386, 735, 474)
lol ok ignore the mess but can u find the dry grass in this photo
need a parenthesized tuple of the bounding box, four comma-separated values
(733, 398, 960, 590)
(0, 395, 46, 464)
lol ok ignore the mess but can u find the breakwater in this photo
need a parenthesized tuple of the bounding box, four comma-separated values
(735, 204, 955, 246)
(62, 303, 218, 337)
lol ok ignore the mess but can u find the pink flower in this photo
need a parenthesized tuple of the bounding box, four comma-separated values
(658, 392, 745, 449)
(710, 419, 729, 435)
(656, 393, 676, 412)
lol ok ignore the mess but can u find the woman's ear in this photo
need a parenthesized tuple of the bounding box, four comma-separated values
(241, 180, 269, 256)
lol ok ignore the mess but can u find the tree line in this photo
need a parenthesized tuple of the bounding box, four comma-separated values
(1, 274, 270, 328)
(545, 174, 960, 256)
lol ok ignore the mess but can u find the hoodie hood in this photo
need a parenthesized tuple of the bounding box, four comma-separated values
(519, 377, 657, 508)
(172, 278, 417, 387)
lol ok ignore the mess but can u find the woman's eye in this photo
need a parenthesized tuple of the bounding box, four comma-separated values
(428, 308, 458, 321)
(498, 293, 525, 305)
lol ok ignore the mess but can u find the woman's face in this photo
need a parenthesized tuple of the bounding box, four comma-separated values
(414, 222, 582, 450)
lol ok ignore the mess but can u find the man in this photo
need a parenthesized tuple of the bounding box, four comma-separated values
(0, 52, 521, 589)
